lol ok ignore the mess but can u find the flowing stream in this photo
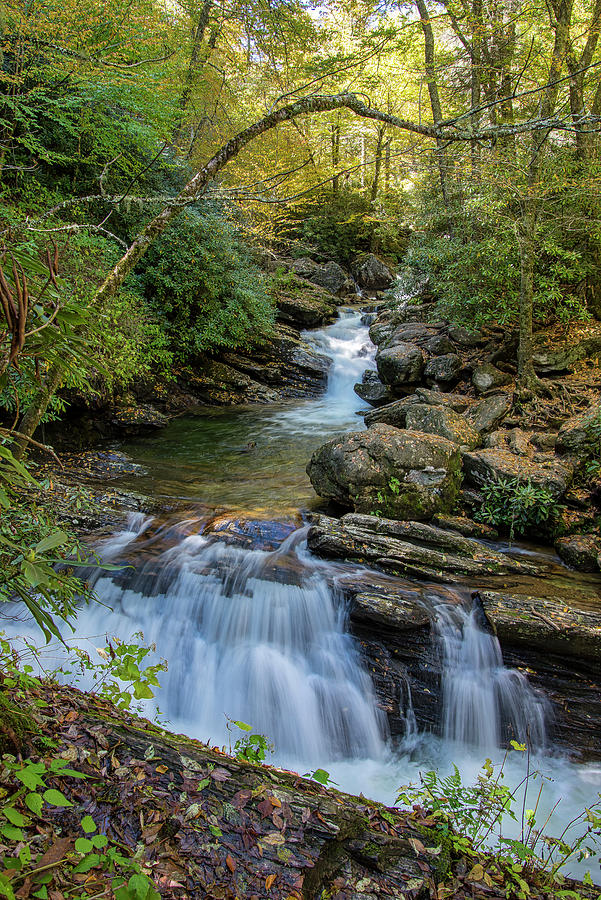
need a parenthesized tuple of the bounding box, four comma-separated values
(8, 308, 601, 880)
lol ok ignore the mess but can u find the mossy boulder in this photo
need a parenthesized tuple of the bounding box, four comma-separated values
(307, 424, 462, 520)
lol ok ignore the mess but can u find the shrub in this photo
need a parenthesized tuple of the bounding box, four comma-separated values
(475, 476, 561, 540)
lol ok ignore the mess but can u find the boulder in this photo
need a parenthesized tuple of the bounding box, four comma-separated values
(308, 513, 546, 581)
(376, 343, 425, 389)
(556, 404, 601, 455)
(363, 395, 419, 427)
(555, 533, 601, 572)
(405, 404, 481, 449)
(472, 363, 513, 394)
(290, 257, 354, 296)
(467, 393, 513, 433)
(447, 325, 482, 347)
(431, 513, 498, 539)
(382, 322, 437, 349)
(424, 353, 463, 384)
(424, 334, 454, 356)
(273, 275, 337, 327)
(533, 334, 601, 374)
(354, 370, 394, 406)
(462, 448, 573, 499)
(508, 428, 532, 456)
(307, 424, 462, 520)
(415, 388, 469, 412)
(352, 253, 395, 291)
(111, 404, 169, 432)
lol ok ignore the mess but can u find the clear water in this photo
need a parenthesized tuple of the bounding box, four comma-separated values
(6, 308, 601, 882)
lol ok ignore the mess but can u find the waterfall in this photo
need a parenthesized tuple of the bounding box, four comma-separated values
(435, 602, 548, 750)
(83, 518, 388, 767)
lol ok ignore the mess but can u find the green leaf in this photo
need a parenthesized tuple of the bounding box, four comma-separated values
(1, 824, 24, 841)
(35, 530, 69, 554)
(42, 788, 72, 807)
(91, 833, 108, 849)
(32, 887, 47, 900)
(233, 720, 253, 731)
(0, 873, 16, 900)
(3, 807, 27, 827)
(72, 853, 101, 874)
(80, 814, 97, 834)
(25, 792, 43, 816)
(197, 778, 210, 791)
(133, 682, 154, 700)
(75, 837, 94, 853)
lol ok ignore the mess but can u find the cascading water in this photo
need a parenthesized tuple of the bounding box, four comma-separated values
(82, 521, 387, 768)
(435, 603, 548, 749)
(5, 305, 600, 882)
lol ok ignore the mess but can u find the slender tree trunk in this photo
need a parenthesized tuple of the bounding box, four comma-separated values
(370, 125, 385, 202)
(14, 363, 63, 459)
(517, 190, 537, 387)
(174, 0, 213, 147)
(415, 0, 453, 211)
(331, 122, 340, 196)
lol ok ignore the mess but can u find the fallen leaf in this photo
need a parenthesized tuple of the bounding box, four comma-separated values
(225, 854, 236, 873)
(468, 863, 485, 882)
(265, 874, 276, 890)
(156, 764, 168, 774)
(210, 768, 231, 782)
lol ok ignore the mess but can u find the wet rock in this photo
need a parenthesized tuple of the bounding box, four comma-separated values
(405, 404, 481, 450)
(111, 404, 169, 433)
(363, 395, 419, 427)
(556, 404, 601, 455)
(376, 343, 425, 389)
(462, 448, 574, 499)
(431, 513, 499, 540)
(58, 450, 148, 481)
(467, 393, 513, 433)
(308, 513, 546, 581)
(472, 363, 513, 394)
(307, 424, 461, 520)
(352, 253, 395, 291)
(203, 514, 302, 551)
(354, 370, 394, 407)
(481, 590, 601, 662)
(423, 353, 463, 385)
(290, 257, 354, 296)
(382, 322, 437, 349)
(555, 533, 601, 572)
(273, 275, 337, 327)
(447, 325, 482, 347)
(415, 388, 469, 413)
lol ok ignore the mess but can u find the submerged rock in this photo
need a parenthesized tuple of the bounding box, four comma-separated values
(307, 424, 462, 520)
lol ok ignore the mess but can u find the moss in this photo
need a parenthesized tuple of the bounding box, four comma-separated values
(415, 823, 454, 880)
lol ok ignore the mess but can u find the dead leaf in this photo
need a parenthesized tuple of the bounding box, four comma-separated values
(210, 767, 231, 782)
(156, 764, 168, 774)
(468, 863, 485, 882)
(261, 833, 285, 846)
(265, 874, 276, 890)
(409, 837, 426, 855)
(225, 854, 236, 873)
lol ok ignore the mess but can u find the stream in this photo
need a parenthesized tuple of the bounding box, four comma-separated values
(10, 309, 601, 880)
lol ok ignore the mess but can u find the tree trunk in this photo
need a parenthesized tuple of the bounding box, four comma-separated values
(14, 363, 63, 459)
(517, 192, 537, 387)
(331, 121, 340, 196)
(370, 124, 385, 202)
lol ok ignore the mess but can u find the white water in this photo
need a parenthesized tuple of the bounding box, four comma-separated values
(5, 306, 600, 882)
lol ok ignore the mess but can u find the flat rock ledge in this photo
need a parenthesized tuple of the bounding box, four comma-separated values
(307, 513, 547, 582)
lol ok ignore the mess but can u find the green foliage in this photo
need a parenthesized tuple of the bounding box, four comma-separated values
(375, 476, 401, 516)
(284, 190, 408, 265)
(226, 719, 274, 765)
(475, 476, 561, 540)
(0, 753, 160, 899)
(397, 748, 601, 898)
(139, 206, 276, 360)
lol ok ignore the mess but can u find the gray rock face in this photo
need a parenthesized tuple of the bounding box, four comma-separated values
(363, 395, 419, 427)
(424, 353, 463, 384)
(424, 334, 454, 356)
(382, 323, 437, 349)
(290, 257, 354, 296)
(405, 404, 481, 449)
(555, 534, 601, 572)
(533, 335, 601, 374)
(307, 513, 546, 581)
(376, 343, 425, 389)
(111, 404, 169, 431)
(352, 253, 394, 291)
(353, 370, 394, 407)
(467, 393, 512, 433)
(415, 388, 469, 412)
(556, 404, 601, 455)
(447, 325, 483, 347)
(462, 448, 573, 499)
(472, 363, 513, 394)
(306, 424, 462, 520)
